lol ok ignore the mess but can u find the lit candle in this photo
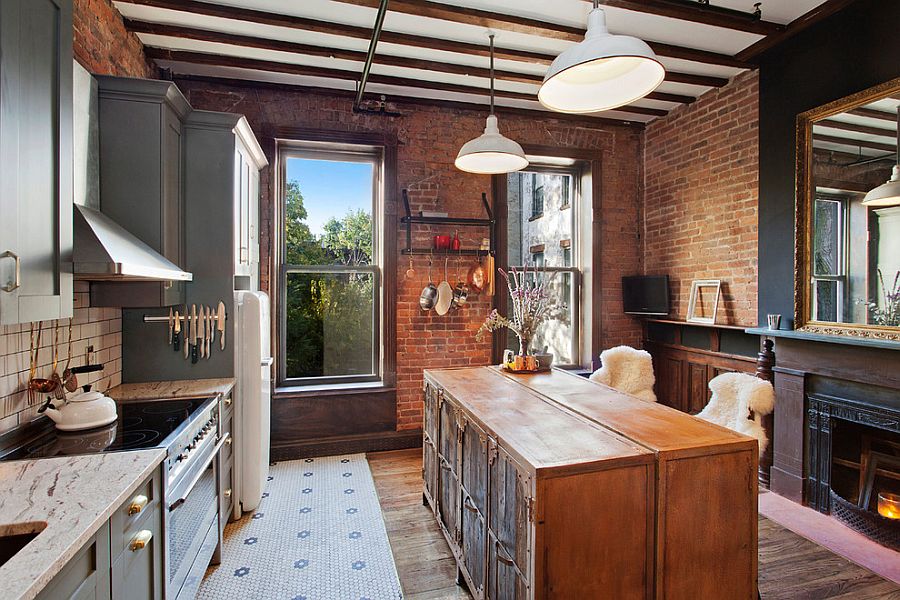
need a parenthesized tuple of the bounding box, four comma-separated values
(877, 492, 900, 520)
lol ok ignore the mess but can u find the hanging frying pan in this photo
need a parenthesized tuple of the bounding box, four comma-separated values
(435, 257, 453, 316)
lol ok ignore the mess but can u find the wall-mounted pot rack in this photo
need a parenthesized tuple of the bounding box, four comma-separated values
(400, 189, 495, 256)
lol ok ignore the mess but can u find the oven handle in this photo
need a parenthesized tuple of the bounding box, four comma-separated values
(168, 433, 230, 513)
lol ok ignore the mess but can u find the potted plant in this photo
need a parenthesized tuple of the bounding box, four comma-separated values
(477, 266, 556, 371)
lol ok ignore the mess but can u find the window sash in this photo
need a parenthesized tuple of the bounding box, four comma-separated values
(278, 146, 383, 388)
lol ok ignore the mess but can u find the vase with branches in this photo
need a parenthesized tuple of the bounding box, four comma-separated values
(476, 266, 557, 361)
(865, 269, 900, 327)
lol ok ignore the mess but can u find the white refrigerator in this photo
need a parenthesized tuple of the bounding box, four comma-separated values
(233, 290, 272, 518)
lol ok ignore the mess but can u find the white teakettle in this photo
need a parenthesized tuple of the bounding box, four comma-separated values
(42, 386, 118, 431)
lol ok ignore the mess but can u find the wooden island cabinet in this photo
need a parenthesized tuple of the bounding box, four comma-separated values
(423, 366, 758, 600)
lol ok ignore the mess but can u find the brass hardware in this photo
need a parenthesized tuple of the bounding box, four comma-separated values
(129, 530, 153, 552)
(224, 395, 232, 406)
(525, 496, 535, 523)
(225, 436, 233, 446)
(224, 488, 232, 499)
(127, 495, 148, 516)
(0, 251, 20, 293)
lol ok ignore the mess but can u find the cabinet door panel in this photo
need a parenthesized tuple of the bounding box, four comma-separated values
(461, 418, 488, 515)
(112, 505, 163, 600)
(487, 535, 528, 600)
(423, 435, 438, 510)
(0, 0, 72, 324)
(423, 384, 439, 441)
(438, 396, 457, 467)
(489, 444, 530, 575)
(686, 362, 710, 414)
(438, 456, 459, 550)
(461, 494, 486, 597)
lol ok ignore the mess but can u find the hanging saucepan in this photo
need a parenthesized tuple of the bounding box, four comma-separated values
(419, 257, 437, 311)
(451, 256, 468, 310)
(435, 258, 454, 316)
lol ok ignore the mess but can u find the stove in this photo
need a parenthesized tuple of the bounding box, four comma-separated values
(0, 396, 215, 460)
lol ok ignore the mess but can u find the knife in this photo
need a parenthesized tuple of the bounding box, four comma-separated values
(206, 306, 213, 359)
(217, 301, 226, 351)
(184, 305, 190, 359)
(173, 310, 181, 352)
(199, 306, 206, 360)
(191, 304, 198, 364)
(168, 308, 174, 345)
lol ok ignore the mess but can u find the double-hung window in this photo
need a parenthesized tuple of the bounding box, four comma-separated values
(812, 195, 848, 322)
(506, 167, 581, 366)
(279, 144, 384, 386)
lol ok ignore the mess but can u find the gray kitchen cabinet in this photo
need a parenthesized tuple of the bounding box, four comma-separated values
(90, 77, 192, 307)
(35, 470, 163, 600)
(0, 0, 74, 325)
(35, 523, 111, 600)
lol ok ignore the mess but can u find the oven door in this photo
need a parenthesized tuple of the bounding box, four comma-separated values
(166, 434, 229, 600)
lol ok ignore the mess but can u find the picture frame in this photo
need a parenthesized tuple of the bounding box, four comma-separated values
(686, 279, 721, 324)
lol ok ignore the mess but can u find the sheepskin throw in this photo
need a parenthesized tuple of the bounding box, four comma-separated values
(697, 372, 776, 456)
(589, 346, 657, 403)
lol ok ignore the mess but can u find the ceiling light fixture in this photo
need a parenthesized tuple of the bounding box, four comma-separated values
(455, 34, 528, 175)
(862, 106, 900, 207)
(538, 0, 665, 114)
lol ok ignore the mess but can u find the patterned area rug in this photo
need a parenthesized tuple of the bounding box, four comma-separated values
(197, 454, 404, 600)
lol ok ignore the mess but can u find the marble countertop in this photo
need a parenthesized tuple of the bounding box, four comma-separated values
(0, 450, 166, 600)
(107, 377, 236, 401)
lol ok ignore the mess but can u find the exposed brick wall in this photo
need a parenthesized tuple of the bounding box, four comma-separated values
(73, 0, 156, 78)
(643, 70, 759, 326)
(174, 79, 644, 431)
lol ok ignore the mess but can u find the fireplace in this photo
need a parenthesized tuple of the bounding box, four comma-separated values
(806, 379, 900, 549)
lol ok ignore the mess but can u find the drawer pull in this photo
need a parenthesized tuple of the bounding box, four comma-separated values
(496, 541, 514, 566)
(463, 496, 479, 514)
(224, 488, 233, 499)
(129, 530, 153, 552)
(0, 251, 20, 293)
(225, 436, 233, 446)
(224, 396, 232, 406)
(127, 495, 149, 516)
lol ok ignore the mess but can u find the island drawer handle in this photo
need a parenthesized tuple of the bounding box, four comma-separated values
(130, 530, 152, 552)
(127, 495, 149, 516)
(495, 540, 515, 566)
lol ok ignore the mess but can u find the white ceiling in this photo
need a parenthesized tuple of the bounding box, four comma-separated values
(114, 0, 839, 124)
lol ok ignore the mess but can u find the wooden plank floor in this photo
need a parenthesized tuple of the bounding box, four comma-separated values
(369, 449, 900, 600)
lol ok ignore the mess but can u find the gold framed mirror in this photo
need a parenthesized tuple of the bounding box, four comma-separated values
(795, 77, 900, 341)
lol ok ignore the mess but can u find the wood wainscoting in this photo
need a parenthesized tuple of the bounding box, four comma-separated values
(642, 318, 774, 485)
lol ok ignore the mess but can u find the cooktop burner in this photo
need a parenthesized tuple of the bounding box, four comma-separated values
(0, 397, 212, 460)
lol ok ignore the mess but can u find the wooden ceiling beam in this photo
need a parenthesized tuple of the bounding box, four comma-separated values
(818, 119, 896, 139)
(128, 20, 697, 104)
(146, 48, 669, 117)
(116, 0, 751, 70)
(735, 0, 859, 62)
(594, 0, 784, 36)
(172, 72, 646, 128)
(847, 107, 898, 123)
(813, 133, 896, 153)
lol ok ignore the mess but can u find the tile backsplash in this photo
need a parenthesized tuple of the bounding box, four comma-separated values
(0, 282, 122, 433)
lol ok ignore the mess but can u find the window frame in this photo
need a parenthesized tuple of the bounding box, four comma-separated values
(503, 164, 583, 368)
(811, 194, 849, 323)
(276, 142, 386, 389)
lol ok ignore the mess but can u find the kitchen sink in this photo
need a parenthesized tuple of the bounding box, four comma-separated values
(0, 522, 47, 567)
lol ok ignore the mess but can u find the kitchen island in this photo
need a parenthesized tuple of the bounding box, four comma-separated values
(0, 450, 165, 600)
(423, 366, 758, 599)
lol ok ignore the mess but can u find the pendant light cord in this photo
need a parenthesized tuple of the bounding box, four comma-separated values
(489, 34, 495, 116)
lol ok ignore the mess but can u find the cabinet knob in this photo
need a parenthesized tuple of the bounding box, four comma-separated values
(224, 396, 233, 406)
(127, 494, 149, 516)
(0, 251, 20, 293)
(224, 488, 233, 499)
(225, 436, 233, 446)
(129, 530, 153, 552)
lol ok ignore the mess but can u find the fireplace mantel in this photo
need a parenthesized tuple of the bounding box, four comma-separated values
(746, 328, 900, 352)
(760, 334, 900, 504)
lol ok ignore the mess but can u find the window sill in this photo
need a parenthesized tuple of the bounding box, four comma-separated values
(559, 203, 571, 211)
(528, 213, 544, 222)
(275, 381, 394, 398)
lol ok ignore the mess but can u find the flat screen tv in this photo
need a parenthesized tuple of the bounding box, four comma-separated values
(622, 275, 670, 316)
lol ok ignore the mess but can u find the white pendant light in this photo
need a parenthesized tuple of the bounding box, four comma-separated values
(862, 107, 900, 207)
(538, 0, 665, 114)
(455, 34, 528, 175)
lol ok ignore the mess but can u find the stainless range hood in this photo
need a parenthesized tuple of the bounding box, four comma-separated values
(73, 205, 193, 282)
